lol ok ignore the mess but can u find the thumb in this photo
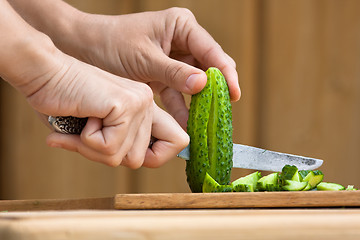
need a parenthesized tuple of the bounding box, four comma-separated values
(148, 52, 207, 95)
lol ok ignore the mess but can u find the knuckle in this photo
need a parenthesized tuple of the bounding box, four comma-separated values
(140, 83, 154, 103)
(99, 142, 119, 156)
(126, 83, 153, 110)
(165, 63, 185, 85)
(124, 154, 144, 170)
(104, 156, 122, 168)
(127, 160, 143, 170)
(167, 7, 194, 19)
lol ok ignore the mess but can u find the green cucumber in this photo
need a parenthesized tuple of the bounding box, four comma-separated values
(257, 173, 280, 191)
(282, 180, 308, 191)
(302, 183, 312, 191)
(203, 172, 233, 193)
(317, 182, 345, 191)
(299, 170, 324, 189)
(280, 165, 301, 185)
(186, 67, 233, 193)
(346, 185, 358, 191)
(232, 184, 254, 192)
(232, 172, 261, 192)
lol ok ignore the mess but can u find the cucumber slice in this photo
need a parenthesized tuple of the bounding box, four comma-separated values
(203, 172, 233, 192)
(299, 170, 324, 189)
(217, 185, 233, 192)
(302, 182, 312, 191)
(299, 170, 311, 179)
(280, 165, 301, 185)
(282, 180, 308, 191)
(232, 172, 261, 192)
(346, 185, 358, 191)
(316, 182, 345, 191)
(203, 172, 219, 193)
(257, 173, 280, 191)
(232, 184, 254, 192)
(264, 184, 281, 192)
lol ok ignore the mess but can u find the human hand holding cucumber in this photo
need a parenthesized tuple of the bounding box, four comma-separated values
(4, 0, 240, 167)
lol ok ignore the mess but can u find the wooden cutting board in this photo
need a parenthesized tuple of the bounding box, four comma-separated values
(1, 191, 360, 211)
(114, 191, 360, 209)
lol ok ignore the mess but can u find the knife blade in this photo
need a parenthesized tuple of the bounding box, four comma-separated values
(48, 116, 323, 171)
(177, 144, 323, 172)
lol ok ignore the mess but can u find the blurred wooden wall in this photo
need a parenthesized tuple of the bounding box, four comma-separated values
(1, 0, 359, 199)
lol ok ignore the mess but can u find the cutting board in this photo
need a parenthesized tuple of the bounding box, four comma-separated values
(1, 191, 360, 211)
(114, 191, 360, 209)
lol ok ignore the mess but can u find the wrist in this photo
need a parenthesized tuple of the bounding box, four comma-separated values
(7, 0, 87, 60)
(1, 30, 62, 98)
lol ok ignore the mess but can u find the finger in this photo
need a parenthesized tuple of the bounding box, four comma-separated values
(46, 132, 124, 166)
(143, 104, 189, 168)
(169, 52, 198, 67)
(159, 87, 189, 130)
(80, 116, 140, 160)
(181, 22, 241, 101)
(121, 106, 153, 169)
(47, 116, 137, 167)
(147, 49, 207, 95)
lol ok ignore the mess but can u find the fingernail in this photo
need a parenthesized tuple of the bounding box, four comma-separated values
(186, 74, 199, 91)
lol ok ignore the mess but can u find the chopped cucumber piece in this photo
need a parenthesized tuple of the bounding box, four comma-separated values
(346, 185, 358, 191)
(282, 180, 308, 191)
(280, 165, 301, 184)
(299, 170, 311, 179)
(233, 184, 254, 192)
(257, 173, 280, 191)
(299, 170, 324, 189)
(316, 182, 345, 191)
(203, 172, 220, 193)
(232, 172, 261, 192)
(313, 170, 323, 176)
(217, 185, 233, 192)
(203, 172, 232, 192)
(302, 182, 312, 191)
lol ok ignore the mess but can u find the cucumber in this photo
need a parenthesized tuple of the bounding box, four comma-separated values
(346, 185, 358, 191)
(317, 182, 345, 191)
(257, 173, 280, 191)
(186, 67, 233, 192)
(280, 165, 301, 185)
(302, 183, 312, 191)
(232, 172, 261, 192)
(298, 170, 310, 179)
(299, 170, 324, 189)
(203, 172, 233, 193)
(233, 184, 254, 192)
(282, 180, 308, 191)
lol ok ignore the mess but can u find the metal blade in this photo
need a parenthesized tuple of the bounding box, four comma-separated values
(177, 144, 323, 172)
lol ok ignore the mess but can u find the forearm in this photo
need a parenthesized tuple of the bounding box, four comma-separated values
(0, 0, 60, 97)
(7, 0, 87, 60)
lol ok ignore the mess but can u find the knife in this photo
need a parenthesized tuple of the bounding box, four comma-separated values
(48, 116, 323, 172)
(177, 144, 323, 172)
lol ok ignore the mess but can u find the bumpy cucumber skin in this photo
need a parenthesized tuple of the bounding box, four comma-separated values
(186, 67, 233, 193)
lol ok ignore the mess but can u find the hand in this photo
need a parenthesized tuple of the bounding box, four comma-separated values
(0, 4, 189, 167)
(36, 52, 189, 168)
(56, 8, 241, 129)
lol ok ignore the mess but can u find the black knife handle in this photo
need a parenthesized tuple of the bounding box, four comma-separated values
(48, 116, 156, 148)
(48, 116, 88, 135)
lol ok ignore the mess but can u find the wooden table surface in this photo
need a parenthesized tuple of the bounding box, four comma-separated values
(1, 208, 360, 240)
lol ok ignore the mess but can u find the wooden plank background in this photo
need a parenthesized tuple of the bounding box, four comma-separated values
(1, 0, 359, 199)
